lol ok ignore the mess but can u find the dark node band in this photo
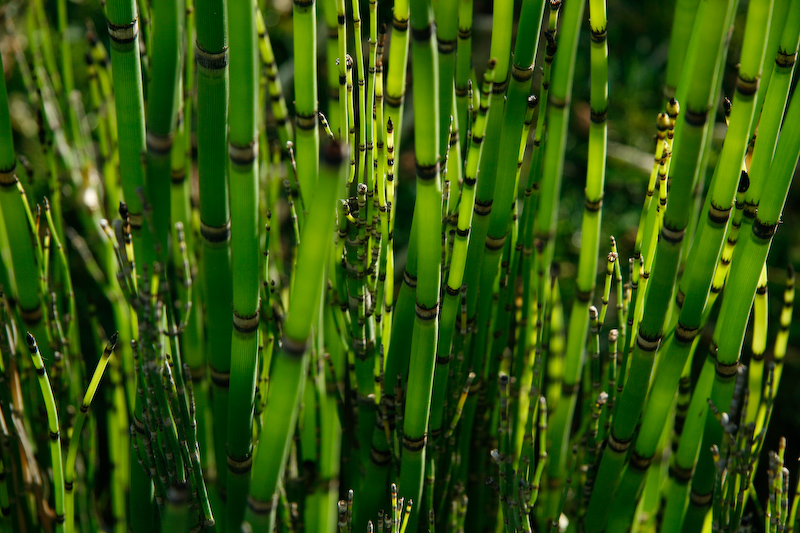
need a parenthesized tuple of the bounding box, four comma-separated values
(707, 201, 731, 225)
(675, 289, 685, 308)
(50, 430, 60, 441)
(458, 27, 472, 39)
(415, 301, 439, 321)
(209, 366, 231, 388)
(233, 308, 260, 333)
(690, 490, 712, 507)
(492, 76, 510, 94)
(742, 200, 757, 219)
(777, 48, 797, 69)
(608, 432, 632, 452)
(35, 365, 46, 376)
(549, 95, 568, 109)
(438, 37, 457, 54)
(752, 218, 777, 240)
(229, 140, 258, 165)
(670, 464, 693, 483)
(630, 452, 653, 471)
(370, 446, 392, 466)
(195, 43, 228, 71)
(715, 359, 739, 379)
(200, 219, 231, 243)
(675, 322, 699, 343)
(511, 63, 534, 83)
(404, 270, 417, 288)
(446, 285, 460, 296)
(0, 161, 17, 187)
(295, 111, 318, 131)
(561, 381, 579, 396)
(411, 24, 432, 41)
(661, 223, 686, 244)
(575, 288, 592, 303)
(171, 168, 186, 184)
(393, 17, 409, 31)
(684, 107, 708, 126)
(590, 26, 607, 43)
(636, 330, 661, 352)
(133, 415, 147, 434)
(474, 198, 493, 216)
(403, 434, 427, 452)
(20, 302, 43, 325)
(283, 335, 308, 358)
(107, 18, 139, 44)
(590, 107, 607, 124)
(585, 196, 603, 212)
(385, 94, 403, 108)
(80, 403, 90, 413)
(167, 484, 191, 504)
(146, 131, 174, 155)
(436, 353, 452, 365)
(456, 227, 470, 238)
(416, 160, 440, 181)
(338, 14, 346, 25)
(735, 74, 759, 97)
(485, 234, 507, 252)
(227, 452, 253, 474)
(247, 494, 277, 515)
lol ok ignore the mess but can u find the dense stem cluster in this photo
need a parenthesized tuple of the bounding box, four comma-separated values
(0, 0, 798, 531)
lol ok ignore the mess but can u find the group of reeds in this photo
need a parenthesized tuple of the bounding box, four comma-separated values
(0, 0, 798, 531)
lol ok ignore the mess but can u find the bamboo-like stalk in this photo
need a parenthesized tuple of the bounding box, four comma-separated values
(384, 0, 410, 154)
(538, 0, 587, 514)
(144, 0, 182, 264)
(430, 68, 494, 440)
(322, 0, 341, 134)
(225, 0, 260, 526)
(294, 0, 320, 198)
(454, 0, 474, 151)
(102, 0, 157, 520)
(472, 0, 544, 408)
(64, 334, 117, 533)
(245, 140, 346, 532)
(664, 0, 701, 98)
(0, 55, 48, 363)
(195, 0, 233, 517)
(684, 55, 799, 533)
(105, 0, 152, 269)
(397, 0, 441, 529)
(585, 0, 737, 525)
(597, 1, 774, 526)
(27, 332, 65, 533)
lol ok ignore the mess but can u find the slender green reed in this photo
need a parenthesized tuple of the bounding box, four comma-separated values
(225, 0, 260, 525)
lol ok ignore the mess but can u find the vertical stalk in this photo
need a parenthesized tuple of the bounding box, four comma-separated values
(195, 0, 232, 517)
(397, 0, 440, 529)
(145, 0, 182, 264)
(226, 0, 260, 526)
(538, 0, 586, 514)
(587, 0, 737, 524)
(246, 140, 346, 532)
(294, 0, 320, 198)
